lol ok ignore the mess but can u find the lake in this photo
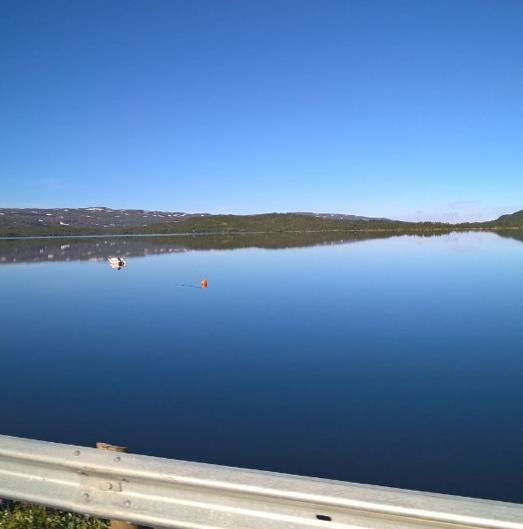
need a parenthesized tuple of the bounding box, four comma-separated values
(1, 231, 522, 503)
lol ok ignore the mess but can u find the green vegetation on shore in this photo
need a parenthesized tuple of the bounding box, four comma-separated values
(1, 211, 523, 238)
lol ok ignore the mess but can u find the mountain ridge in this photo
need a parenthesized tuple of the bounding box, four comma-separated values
(1, 207, 522, 237)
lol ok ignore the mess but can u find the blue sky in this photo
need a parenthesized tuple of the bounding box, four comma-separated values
(1, 0, 522, 221)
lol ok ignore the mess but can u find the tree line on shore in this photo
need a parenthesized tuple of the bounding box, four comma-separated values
(1, 211, 522, 238)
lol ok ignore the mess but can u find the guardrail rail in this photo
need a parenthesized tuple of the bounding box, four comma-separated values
(0, 434, 522, 529)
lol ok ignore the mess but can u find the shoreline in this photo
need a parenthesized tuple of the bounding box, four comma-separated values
(1, 226, 522, 241)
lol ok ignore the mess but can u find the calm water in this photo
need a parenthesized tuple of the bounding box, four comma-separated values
(1, 231, 523, 503)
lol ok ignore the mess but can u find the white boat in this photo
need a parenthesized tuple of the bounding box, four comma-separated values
(108, 256, 127, 269)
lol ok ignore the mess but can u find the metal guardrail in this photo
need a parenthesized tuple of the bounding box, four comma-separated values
(0, 434, 522, 529)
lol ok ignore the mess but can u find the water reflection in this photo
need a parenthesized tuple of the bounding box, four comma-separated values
(2, 230, 523, 503)
(3, 230, 518, 265)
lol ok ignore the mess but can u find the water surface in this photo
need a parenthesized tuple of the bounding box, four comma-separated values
(1, 231, 522, 503)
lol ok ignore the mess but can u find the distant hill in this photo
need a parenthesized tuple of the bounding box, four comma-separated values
(491, 209, 523, 226)
(295, 212, 390, 222)
(0, 208, 404, 236)
(126, 213, 409, 235)
(1, 206, 523, 237)
(0, 207, 209, 231)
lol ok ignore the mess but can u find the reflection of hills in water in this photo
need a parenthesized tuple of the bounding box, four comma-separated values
(2, 230, 518, 265)
(0, 232, 395, 264)
(494, 229, 523, 244)
(0, 237, 185, 264)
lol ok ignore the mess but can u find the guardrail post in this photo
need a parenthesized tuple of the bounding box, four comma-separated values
(97, 442, 139, 529)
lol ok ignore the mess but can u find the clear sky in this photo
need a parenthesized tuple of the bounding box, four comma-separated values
(1, 0, 522, 221)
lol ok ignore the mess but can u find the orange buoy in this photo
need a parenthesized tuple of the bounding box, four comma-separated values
(200, 279, 208, 289)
